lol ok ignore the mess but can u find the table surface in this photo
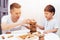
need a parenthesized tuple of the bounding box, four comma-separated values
(44, 33, 60, 40)
(0, 30, 60, 40)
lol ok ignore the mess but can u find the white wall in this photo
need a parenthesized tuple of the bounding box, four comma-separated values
(8, 0, 60, 35)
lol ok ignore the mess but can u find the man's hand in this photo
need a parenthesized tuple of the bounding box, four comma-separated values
(22, 19, 31, 24)
(22, 19, 36, 24)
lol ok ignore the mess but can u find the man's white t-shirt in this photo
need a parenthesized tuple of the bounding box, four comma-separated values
(37, 18, 58, 33)
(1, 15, 29, 33)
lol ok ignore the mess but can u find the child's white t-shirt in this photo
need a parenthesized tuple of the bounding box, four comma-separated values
(1, 15, 29, 33)
(37, 18, 58, 33)
(44, 18, 58, 30)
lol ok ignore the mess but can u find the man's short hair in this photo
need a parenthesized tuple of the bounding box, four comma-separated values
(44, 5, 55, 15)
(10, 3, 21, 10)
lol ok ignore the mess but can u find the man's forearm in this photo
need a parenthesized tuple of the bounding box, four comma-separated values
(36, 24, 44, 30)
(1, 22, 22, 31)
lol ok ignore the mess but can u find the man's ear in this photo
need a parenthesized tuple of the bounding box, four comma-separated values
(10, 10, 12, 14)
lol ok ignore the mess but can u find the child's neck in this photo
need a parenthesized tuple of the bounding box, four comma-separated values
(47, 17, 53, 21)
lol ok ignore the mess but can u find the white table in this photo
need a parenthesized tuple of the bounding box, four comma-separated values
(37, 29, 60, 40)
(0, 30, 60, 40)
(44, 33, 60, 40)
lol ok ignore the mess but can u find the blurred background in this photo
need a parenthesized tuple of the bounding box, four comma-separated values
(0, 0, 60, 37)
(0, 0, 8, 34)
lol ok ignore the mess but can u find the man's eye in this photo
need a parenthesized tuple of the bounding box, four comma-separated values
(45, 13, 47, 14)
(16, 13, 18, 14)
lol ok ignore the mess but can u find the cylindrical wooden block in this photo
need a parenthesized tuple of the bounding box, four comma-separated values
(39, 36, 44, 40)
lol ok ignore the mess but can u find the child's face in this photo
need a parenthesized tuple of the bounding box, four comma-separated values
(44, 11, 54, 20)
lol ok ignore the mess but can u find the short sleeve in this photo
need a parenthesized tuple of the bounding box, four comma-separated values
(54, 20, 59, 29)
(1, 15, 8, 23)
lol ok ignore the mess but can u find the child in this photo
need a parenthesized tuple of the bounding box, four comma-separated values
(37, 5, 58, 34)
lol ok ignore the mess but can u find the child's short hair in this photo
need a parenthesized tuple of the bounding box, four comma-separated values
(44, 5, 55, 15)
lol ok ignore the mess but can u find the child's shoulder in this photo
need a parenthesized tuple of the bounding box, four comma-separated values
(51, 18, 58, 23)
(52, 18, 57, 21)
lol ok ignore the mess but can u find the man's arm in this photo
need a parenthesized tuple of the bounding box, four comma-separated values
(36, 24, 44, 30)
(1, 19, 31, 31)
(1, 22, 23, 31)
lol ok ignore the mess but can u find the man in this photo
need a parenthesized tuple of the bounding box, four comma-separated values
(1, 3, 29, 33)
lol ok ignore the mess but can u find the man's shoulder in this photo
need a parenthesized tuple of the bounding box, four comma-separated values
(1, 15, 10, 20)
(1, 15, 10, 23)
(2, 15, 10, 19)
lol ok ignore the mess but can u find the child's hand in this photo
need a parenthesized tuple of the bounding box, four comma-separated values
(43, 30, 51, 34)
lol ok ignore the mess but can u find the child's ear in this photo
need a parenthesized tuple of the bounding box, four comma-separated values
(52, 12, 55, 16)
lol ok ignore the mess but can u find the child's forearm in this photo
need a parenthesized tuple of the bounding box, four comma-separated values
(44, 28, 58, 34)
(49, 28, 58, 33)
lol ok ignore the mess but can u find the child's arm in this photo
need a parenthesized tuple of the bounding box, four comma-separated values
(43, 28, 58, 34)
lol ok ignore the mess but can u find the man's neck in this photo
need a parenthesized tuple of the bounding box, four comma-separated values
(11, 17, 18, 23)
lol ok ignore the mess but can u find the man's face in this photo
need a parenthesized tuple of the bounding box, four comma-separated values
(44, 11, 54, 20)
(10, 8, 21, 19)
